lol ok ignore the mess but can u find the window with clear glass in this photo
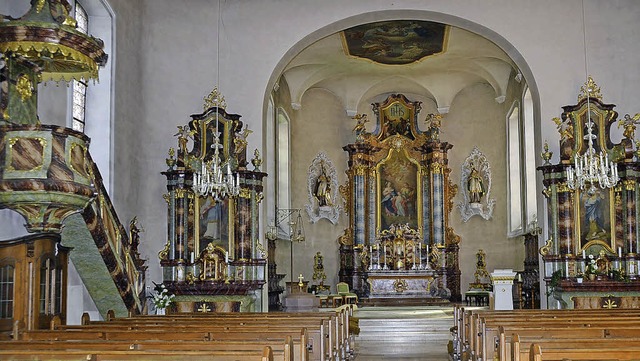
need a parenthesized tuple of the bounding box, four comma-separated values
(72, 1, 88, 132)
(277, 111, 290, 212)
(0, 264, 14, 319)
(507, 102, 523, 236)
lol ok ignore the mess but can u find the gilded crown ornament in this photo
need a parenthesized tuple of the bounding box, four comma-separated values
(203, 87, 227, 110)
(578, 75, 602, 101)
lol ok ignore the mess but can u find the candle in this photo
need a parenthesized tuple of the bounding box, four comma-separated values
(369, 245, 373, 269)
(418, 244, 422, 268)
(619, 247, 622, 258)
(582, 249, 586, 259)
(190, 252, 195, 264)
(225, 251, 229, 263)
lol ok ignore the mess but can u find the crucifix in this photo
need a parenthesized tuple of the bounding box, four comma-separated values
(297, 273, 305, 287)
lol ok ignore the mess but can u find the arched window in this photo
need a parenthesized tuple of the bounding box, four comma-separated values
(71, 1, 88, 132)
(522, 87, 537, 229)
(507, 101, 523, 236)
(506, 86, 538, 236)
(277, 109, 291, 217)
(68, 0, 114, 193)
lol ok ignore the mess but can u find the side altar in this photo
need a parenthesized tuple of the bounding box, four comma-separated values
(538, 77, 640, 309)
(158, 88, 267, 313)
(339, 94, 461, 303)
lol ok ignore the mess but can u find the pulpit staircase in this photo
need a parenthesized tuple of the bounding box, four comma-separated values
(63, 151, 147, 317)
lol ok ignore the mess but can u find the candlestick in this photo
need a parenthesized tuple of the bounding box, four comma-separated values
(618, 247, 622, 258)
(369, 245, 373, 269)
(225, 251, 229, 264)
(418, 244, 422, 269)
(582, 249, 586, 259)
(190, 252, 195, 264)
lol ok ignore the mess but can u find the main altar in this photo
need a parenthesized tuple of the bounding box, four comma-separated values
(339, 94, 461, 303)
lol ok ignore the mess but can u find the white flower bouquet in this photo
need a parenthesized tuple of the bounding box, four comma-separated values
(150, 282, 175, 309)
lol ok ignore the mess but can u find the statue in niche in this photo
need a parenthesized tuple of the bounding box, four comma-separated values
(467, 167, 485, 204)
(305, 152, 341, 224)
(314, 164, 332, 207)
(458, 146, 495, 222)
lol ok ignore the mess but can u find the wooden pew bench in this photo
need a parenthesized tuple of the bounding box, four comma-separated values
(0, 348, 276, 361)
(511, 335, 640, 361)
(528, 343, 640, 361)
(451, 307, 640, 361)
(0, 336, 296, 360)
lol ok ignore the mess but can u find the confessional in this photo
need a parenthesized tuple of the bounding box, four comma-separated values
(539, 77, 640, 309)
(340, 94, 461, 303)
(0, 234, 70, 334)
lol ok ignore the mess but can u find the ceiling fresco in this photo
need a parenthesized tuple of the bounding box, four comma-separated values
(341, 20, 448, 65)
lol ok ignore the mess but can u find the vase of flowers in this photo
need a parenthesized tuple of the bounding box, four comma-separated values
(585, 254, 598, 281)
(150, 282, 175, 314)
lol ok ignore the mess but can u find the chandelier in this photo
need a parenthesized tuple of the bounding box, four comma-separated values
(192, 130, 240, 200)
(566, 101, 619, 190)
(191, 0, 240, 200)
(566, 2, 619, 191)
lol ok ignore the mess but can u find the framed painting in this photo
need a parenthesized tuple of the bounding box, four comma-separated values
(377, 147, 421, 232)
(198, 196, 231, 254)
(576, 186, 615, 252)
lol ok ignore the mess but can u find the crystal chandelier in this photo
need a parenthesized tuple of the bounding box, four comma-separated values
(191, 0, 240, 200)
(566, 101, 619, 191)
(192, 130, 240, 200)
(566, 2, 619, 191)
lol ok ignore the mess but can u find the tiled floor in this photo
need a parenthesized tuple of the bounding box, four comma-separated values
(352, 305, 456, 361)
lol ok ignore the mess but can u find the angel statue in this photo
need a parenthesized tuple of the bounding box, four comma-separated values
(352, 114, 369, 143)
(618, 113, 640, 140)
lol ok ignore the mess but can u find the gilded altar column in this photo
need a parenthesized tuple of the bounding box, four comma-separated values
(556, 181, 575, 256)
(161, 167, 190, 280)
(419, 141, 453, 247)
(237, 169, 267, 259)
(343, 143, 380, 246)
(623, 177, 638, 255)
(235, 178, 252, 262)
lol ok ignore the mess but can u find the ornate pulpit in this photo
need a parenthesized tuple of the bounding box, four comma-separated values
(538, 77, 640, 309)
(340, 94, 461, 303)
(159, 88, 267, 312)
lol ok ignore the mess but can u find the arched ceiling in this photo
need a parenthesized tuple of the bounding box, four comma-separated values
(280, 20, 518, 114)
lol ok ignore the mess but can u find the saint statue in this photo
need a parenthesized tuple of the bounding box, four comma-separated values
(315, 167, 332, 207)
(467, 167, 485, 204)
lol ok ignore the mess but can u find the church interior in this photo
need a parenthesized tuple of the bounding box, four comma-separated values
(0, 0, 639, 359)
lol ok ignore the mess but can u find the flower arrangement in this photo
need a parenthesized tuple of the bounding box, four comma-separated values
(585, 254, 598, 276)
(150, 282, 175, 310)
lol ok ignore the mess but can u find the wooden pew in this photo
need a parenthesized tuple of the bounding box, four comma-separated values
(510, 334, 640, 361)
(21, 316, 332, 360)
(0, 347, 276, 361)
(452, 307, 640, 361)
(0, 337, 294, 360)
(528, 342, 640, 361)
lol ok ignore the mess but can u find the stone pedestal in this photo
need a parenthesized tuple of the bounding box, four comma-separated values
(284, 293, 319, 312)
(284, 280, 318, 311)
(490, 269, 517, 310)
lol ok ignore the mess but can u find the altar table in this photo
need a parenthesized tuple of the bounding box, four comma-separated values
(367, 269, 437, 299)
